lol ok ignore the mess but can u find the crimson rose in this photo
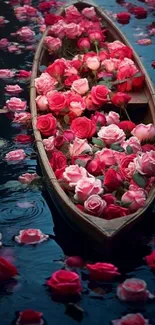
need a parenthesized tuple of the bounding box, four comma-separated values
(104, 204, 129, 220)
(71, 116, 96, 139)
(36, 114, 56, 137)
(49, 151, 67, 171)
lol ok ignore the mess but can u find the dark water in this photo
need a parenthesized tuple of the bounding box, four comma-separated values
(0, 0, 155, 324)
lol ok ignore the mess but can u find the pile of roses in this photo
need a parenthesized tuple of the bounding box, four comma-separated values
(34, 5, 155, 220)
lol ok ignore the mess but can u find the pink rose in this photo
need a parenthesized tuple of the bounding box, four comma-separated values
(134, 151, 155, 176)
(77, 38, 90, 51)
(36, 95, 48, 111)
(120, 154, 137, 180)
(65, 5, 82, 23)
(131, 123, 155, 141)
(16, 26, 35, 41)
(106, 111, 120, 125)
(16, 309, 43, 325)
(44, 36, 62, 52)
(63, 165, 87, 187)
(82, 7, 97, 20)
(122, 136, 141, 153)
(69, 137, 92, 157)
(18, 173, 38, 184)
(47, 269, 82, 296)
(5, 84, 23, 95)
(47, 91, 67, 114)
(63, 130, 75, 142)
(71, 116, 96, 139)
(35, 72, 57, 95)
(15, 229, 49, 244)
(98, 124, 126, 145)
(5, 149, 26, 162)
(86, 56, 100, 70)
(137, 38, 152, 45)
(64, 75, 80, 87)
(0, 38, 8, 49)
(88, 31, 105, 43)
(101, 58, 121, 72)
(67, 93, 85, 117)
(65, 23, 83, 39)
(6, 97, 26, 111)
(107, 40, 126, 52)
(13, 112, 31, 124)
(91, 111, 106, 126)
(112, 313, 149, 325)
(43, 136, 55, 152)
(49, 20, 66, 39)
(71, 78, 89, 95)
(117, 278, 154, 302)
(96, 148, 116, 167)
(91, 85, 109, 106)
(121, 190, 146, 212)
(86, 262, 120, 281)
(84, 194, 107, 216)
(0, 69, 15, 78)
(74, 177, 103, 202)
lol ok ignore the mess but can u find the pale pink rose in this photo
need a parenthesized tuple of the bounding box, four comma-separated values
(84, 194, 107, 216)
(5, 149, 26, 162)
(5, 84, 23, 95)
(6, 97, 27, 111)
(117, 278, 154, 302)
(63, 165, 87, 187)
(137, 38, 152, 45)
(107, 40, 126, 52)
(35, 72, 57, 95)
(16, 26, 35, 41)
(106, 111, 120, 125)
(43, 136, 55, 152)
(44, 36, 62, 52)
(0, 69, 15, 78)
(65, 67, 78, 77)
(65, 23, 83, 39)
(71, 78, 89, 95)
(114, 151, 126, 164)
(82, 7, 97, 20)
(15, 229, 49, 244)
(134, 151, 155, 176)
(69, 137, 92, 157)
(49, 20, 66, 39)
(118, 58, 136, 69)
(98, 124, 126, 145)
(67, 92, 86, 116)
(0, 38, 9, 49)
(121, 189, 146, 212)
(112, 313, 149, 325)
(86, 56, 100, 70)
(102, 58, 121, 72)
(40, 24, 46, 33)
(96, 148, 116, 167)
(131, 123, 155, 141)
(13, 112, 31, 124)
(35, 95, 48, 111)
(74, 177, 103, 202)
(18, 173, 38, 184)
(122, 136, 141, 154)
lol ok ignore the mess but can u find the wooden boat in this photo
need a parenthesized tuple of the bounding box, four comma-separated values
(30, 0, 155, 256)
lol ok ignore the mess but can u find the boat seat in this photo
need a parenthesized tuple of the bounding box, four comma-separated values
(127, 91, 148, 105)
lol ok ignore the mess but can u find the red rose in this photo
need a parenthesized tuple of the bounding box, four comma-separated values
(98, 50, 109, 61)
(16, 70, 31, 78)
(104, 169, 123, 191)
(132, 73, 145, 90)
(66, 256, 85, 268)
(88, 31, 105, 43)
(14, 134, 33, 143)
(55, 166, 66, 180)
(118, 120, 136, 132)
(111, 92, 131, 107)
(101, 194, 116, 205)
(46, 61, 65, 80)
(36, 113, 56, 137)
(71, 59, 83, 71)
(117, 12, 131, 24)
(0, 257, 18, 281)
(47, 270, 82, 295)
(64, 75, 80, 87)
(91, 111, 106, 126)
(104, 204, 129, 220)
(54, 135, 64, 149)
(120, 154, 136, 180)
(49, 150, 67, 171)
(86, 262, 120, 281)
(45, 13, 64, 25)
(91, 85, 109, 106)
(47, 91, 67, 114)
(145, 250, 155, 270)
(133, 7, 147, 19)
(116, 65, 138, 92)
(86, 157, 103, 176)
(71, 116, 96, 139)
(17, 309, 43, 325)
(76, 204, 85, 212)
(110, 46, 133, 59)
(38, 2, 53, 12)
(77, 37, 91, 51)
(142, 144, 155, 152)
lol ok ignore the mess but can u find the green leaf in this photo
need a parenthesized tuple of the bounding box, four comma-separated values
(98, 80, 112, 89)
(96, 175, 104, 181)
(111, 143, 125, 152)
(126, 145, 133, 154)
(118, 201, 131, 208)
(92, 137, 105, 147)
(75, 159, 87, 167)
(133, 172, 147, 188)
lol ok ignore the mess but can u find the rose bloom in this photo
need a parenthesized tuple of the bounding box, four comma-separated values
(0, 38, 9, 49)
(44, 36, 62, 52)
(63, 165, 87, 187)
(63, 130, 75, 142)
(91, 111, 106, 126)
(112, 313, 149, 325)
(18, 173, 38, 184)
(17, 310, 43, 325)
(91, 85, 109, 106)
(122, 136, 141, 154)
(49, 151, 67, 172)
(118, 120, 136, 132)
(117, 12, 131, 24)
(131, 123, 155, 141)
(137, 38, 152, 46)
(47, 269, 82, 295)
(106, 111, 120, 125)
(82, 7, 97, 20)
(36, 113, 56, 137)
(86, 56, 100, 70)
(134, 7, 147, 19)
(101, 58, 121, 72)
(13, 112, 31, 124)
(65, 23, 83, 39)
(98, 124, 126, 145)
(71, 116, 96, 139)
(120, 154, 137, 180)
(16, 69, 31, 78)
(5, 84, 23, 95)
(0, 69, 15, 78)
(107, 40, 126, 52)
(71, 78, 89, 95)
(104, 204, 129, 220)
(110, 46, 133, 60)
(86, 157, 103, 176)
(142, 144, 155, 152)
(48, 20, 66, 39)
(64, 75, 80, 87)
(145, 250, 155, 270)
(67, 92, 85, 117)
(6, 97, 26, 112)
(35, 72, 57, 95)
(117, 278, 153, 302)
(0, 257, 18, 282)
(47, 91, 66, 114)
(134, 151, 155, 177)
(46, 60, 66, 80)
(84, 94, 97, 111)
(15, 229, 49, 245)
(101, 194, 116, 205)
(84, 194, 107, 216)
(74, 177, 103, 202)
(43, 136, 55, 152)
(121, 190, 146, 212)
(111, 92, 131, 107)
(77, 37, 91, 51)
(88, 31, 105, 43)
(69, 137, 92, 157)
(36, 95, 48, 112)
(116, 64, 138, 92)
(14, 134, 33, 143)
(96, 148, 116, 167)
(66, 256, 84, 268)
(5, 149, 26, 162)
(65, 5, 82, 23)
(16, 26, 35, 41)
(104, 169, 124, 191)
(86, 262, 120, 281)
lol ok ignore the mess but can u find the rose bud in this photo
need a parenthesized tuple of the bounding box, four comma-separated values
(86, 262, 120, 281)
(47, 270, 82, 295)
(117, 12, 131, 24)
(118, 120, 136, 132)
(84, 194, 107, 216)
(111, 92, 131, 107)
(112, 313, 149, 325)
(103, 169, 124, 191)
(66, 256, 85, 268)
(117, 278, 154, 302)
(91, 111, 106, 126)
(77, 37, 91, 51)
